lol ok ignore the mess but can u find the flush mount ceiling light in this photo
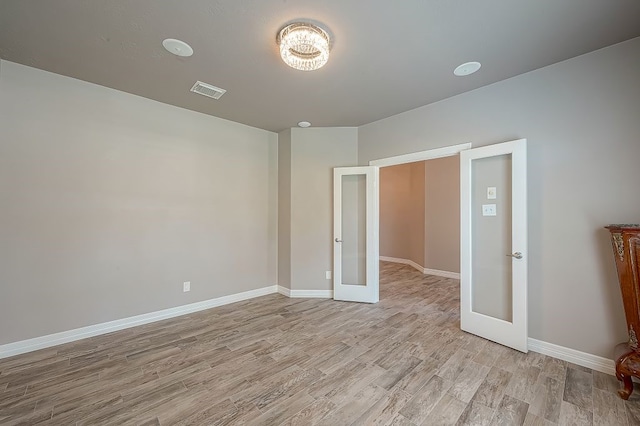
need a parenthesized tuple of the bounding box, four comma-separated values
(162, 38, 193, 57)
(454, 61, 481, 76)
(297, 121, 311, 128)
(277, 22, 330, 71)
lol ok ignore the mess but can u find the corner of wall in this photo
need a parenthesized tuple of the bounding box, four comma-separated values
(268, 132, 279, 287)
(277, 129, 292, 290)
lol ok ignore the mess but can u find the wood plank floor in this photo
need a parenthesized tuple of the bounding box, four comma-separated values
(1, 261, 639, 425)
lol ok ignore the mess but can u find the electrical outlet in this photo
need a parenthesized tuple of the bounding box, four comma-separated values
(183, 281, 191, 292)
(325, 271, 332, 280)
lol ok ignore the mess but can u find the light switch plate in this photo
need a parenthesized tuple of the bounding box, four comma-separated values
(487, 187, 497, 199)
(482, 204, 497, 216)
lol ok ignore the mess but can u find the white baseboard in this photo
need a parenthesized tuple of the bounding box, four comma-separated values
(1, 284, 616, 377)
(289, 289, 333, 298)
(0, 285, 278, 359)
(423, 268, 461, 280)
(277, 285, 291, 297)
(380, 256, 460, 279)
(528, 338, 615, 376)
(380, 256, 424, 273)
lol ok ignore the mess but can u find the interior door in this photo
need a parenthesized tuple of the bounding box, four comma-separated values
(460, 139, 528, 352)
(333, 166, 379, 303)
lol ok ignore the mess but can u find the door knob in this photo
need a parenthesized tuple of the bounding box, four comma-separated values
(507, 252, 523, 259)
(335, 238, 343, 243)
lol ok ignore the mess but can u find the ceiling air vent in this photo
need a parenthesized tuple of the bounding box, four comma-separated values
(190, 81, 226, 100)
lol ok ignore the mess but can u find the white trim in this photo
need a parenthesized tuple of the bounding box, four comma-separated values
(289, 290, 334, 298)
(380, 256, 460, 279)
(423, 268, 461, 280)
(369, 142, 471, 167)
(277, 286, 292, 297)
(528, 338, 615, 376)
(0, 285, 278, 359)
(380, 256, 424, 273)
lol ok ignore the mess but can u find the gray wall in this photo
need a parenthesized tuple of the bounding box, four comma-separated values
(288, 127, 359, 291)
(0, 60, 278, 345)
(359, 37, 640, 358)
(277, 129, 292, 290)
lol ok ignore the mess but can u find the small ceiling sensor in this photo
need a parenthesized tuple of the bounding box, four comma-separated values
(162, 38, 194, 57)
(454, 61, 481, 76)
(298, 121, 311, 128)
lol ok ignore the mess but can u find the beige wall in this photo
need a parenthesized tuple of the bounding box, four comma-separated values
(424, 156, 460, 273)
(380, 157, 459, 274)
(380, 164, 411, 260)
(359, 37, 640, 358)
(0, 60, 278, 345)
(408, 162, 426, 268)
(286, 127, 359, 291)
(379, 162, 426, 266)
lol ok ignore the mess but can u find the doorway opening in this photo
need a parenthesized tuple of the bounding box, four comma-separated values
(377, 152, 463, 281)
(371, 143, 470, 281)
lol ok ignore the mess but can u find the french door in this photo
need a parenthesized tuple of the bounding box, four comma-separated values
(333, 166, 379, 303)
(460, 139, 528, 352)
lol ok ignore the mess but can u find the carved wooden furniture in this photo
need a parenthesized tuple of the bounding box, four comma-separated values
(606, 224, 640, 399)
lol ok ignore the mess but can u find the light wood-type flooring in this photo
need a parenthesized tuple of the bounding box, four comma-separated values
(1, 262, 639, 425)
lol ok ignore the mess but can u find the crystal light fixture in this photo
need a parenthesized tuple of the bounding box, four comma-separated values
(277, 22, 330, 71)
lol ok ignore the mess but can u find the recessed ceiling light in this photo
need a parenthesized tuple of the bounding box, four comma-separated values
(454, 61, 481, 76)
(162, 38, 194, 57)
(298, 121, 311, 128)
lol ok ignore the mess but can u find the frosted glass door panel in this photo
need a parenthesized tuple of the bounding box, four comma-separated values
(471, 154, 513, 322)
(460, 139, 527, 352)
(333, 166, 379, 304)
(341, 174, 367, 286)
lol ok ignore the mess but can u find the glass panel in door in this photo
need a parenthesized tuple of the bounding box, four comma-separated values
(471, 153, 513, 322)
(341, 174, 367, 286)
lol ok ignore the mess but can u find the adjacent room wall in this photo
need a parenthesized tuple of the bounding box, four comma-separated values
(379, 161, 426, 268)
(408, 162, 426, 268)
(424, 155, 460, 273)
(379, 157, 459, 274)
(0, 60, 278, 345)
(379, 164, 412, 260)
(359, 37, 640, 359)
(288, 127, 359, 292)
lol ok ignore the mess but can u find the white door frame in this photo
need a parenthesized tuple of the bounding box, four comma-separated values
(369, 143, 472, 167)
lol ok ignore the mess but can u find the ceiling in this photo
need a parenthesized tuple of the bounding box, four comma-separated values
(1, 1, 639, 133)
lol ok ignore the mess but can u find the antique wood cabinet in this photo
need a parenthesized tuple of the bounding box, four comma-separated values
(606, 224, 640, 399)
